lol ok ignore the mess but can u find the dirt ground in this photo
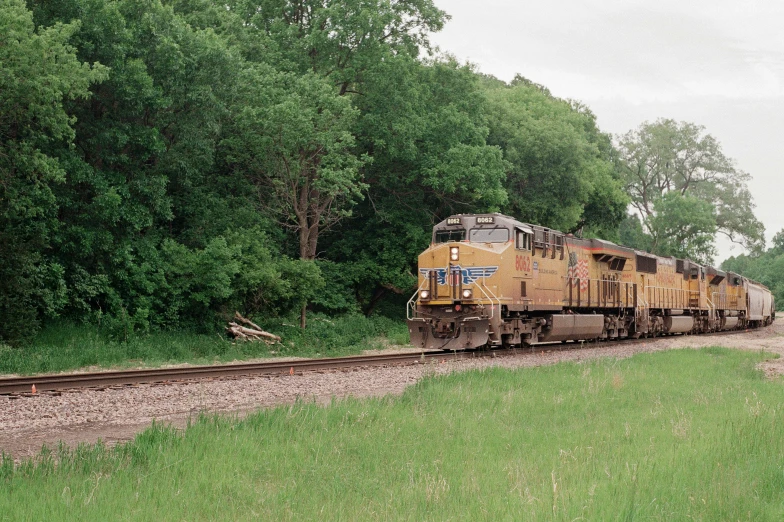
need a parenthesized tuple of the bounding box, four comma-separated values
(2, 322, 782, 461)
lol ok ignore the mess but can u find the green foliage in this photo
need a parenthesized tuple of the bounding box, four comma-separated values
(324, 57, 508, 313)
(222, 68, 367, 260)
(617, 119, 765, 262)
(723, 229, 784, 309)
(618, 213, 651, 252)
(0, 0, 106, 343)
(222, 0, 447, 92)
(3, 0, 764, 345)
(649, 192, 717, 262)
(21, 0, 322, 336)
(485, 75, 628, 234)
(0, 314, 405, 374)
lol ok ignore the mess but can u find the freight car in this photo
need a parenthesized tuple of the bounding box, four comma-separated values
(407, 213, 774, 350)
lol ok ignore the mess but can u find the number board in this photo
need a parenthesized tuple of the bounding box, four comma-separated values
(475, 216, 495, 224)
(446, 217, 462, 225)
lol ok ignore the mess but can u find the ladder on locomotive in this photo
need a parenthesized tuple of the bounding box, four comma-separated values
(635, 289, 649, 331)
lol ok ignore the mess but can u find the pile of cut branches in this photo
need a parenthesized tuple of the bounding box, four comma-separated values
(226, 312, 281, 344)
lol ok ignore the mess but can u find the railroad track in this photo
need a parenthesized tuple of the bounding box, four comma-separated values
(0, 328, 754, 397)
(0, 350, 470, 396)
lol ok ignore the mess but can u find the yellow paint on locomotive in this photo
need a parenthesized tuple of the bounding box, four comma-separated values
(408, 213, 772, 350)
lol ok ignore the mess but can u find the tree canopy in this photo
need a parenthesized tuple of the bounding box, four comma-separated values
(485, 75, 628, 238)
(617, 119, 764, 263)
(0, 0, 767, 343)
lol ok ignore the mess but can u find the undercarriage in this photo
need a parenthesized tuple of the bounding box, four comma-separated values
(407, 305, 749, 350)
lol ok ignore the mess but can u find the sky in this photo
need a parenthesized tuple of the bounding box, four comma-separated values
(429, 0, 784, 263)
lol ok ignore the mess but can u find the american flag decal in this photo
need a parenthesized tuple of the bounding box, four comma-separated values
(567, 253, 589, 291)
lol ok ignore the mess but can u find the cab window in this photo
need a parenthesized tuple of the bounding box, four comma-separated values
(435, 229, 466, 243)
(515, 230, 531, 250)
(469, 228, 509, 243)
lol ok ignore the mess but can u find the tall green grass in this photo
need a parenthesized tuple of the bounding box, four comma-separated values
(1, 348, 783, 520)
(0, 315, 410, 375)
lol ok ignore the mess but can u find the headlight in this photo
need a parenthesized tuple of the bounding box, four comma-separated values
(450, 246, 459, 261)
(462, 289, 473, 299)
(420, 290, 430, 300)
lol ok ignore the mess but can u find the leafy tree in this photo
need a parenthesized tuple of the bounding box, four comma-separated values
(723, 232, 784, 310)
(484, 75, 627, 235)
(222, 0, 447, 93)
(221, 69, 366, 326)
(772, 230, 784, 254)
(27, 0, 322, 333)
(648, 192, 717, 262)
(618, 213, 650, 252)
(0, 0, 106, 342)
(617, 119, 765, 261)
(323, 57, 508, 315)
(223, 69, 366, 262)
(182, 0, 449, 326)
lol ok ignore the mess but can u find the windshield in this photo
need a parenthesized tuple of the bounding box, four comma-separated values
(435, 229, 466, 243)
(469, 228, 509, 243)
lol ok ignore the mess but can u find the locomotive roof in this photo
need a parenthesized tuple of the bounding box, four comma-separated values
(434, 213, 771, 291)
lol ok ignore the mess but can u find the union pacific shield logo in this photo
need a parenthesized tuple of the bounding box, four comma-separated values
(420, 266, 498, 285)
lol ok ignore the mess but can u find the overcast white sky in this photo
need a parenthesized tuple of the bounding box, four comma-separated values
(429, 0, 784, 262)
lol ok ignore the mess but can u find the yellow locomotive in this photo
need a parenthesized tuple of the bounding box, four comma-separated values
(407, 213, 775, 350)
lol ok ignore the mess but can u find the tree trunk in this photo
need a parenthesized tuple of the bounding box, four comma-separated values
(300, 303, 307, 329)
(363, 286, 388, 317)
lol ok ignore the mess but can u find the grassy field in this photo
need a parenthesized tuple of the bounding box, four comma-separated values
(2, 347, 784, 520)
(0, 315, 410, 375)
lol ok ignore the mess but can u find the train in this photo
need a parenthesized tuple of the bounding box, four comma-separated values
(407, 213, 775, 350)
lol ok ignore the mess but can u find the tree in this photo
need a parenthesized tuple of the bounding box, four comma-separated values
(772, 229, 784, 254)
(27, 0, 323, 333)
(648, 192, 717, 262)
(723, 234, 784, 311)
(222, 0, 447, 93)
(618, 213, 650, 252)
(321, 57, 508, 315)
(182, 0, 448, 326)
(617, 119, 765, 261)
(484, 75, 628, 235)
(0, 0, 106, 342)
(222, 69, 367, 326)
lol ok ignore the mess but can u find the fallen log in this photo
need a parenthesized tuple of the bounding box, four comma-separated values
(234, 311, 265, 332)
(226, 318, 281, 344)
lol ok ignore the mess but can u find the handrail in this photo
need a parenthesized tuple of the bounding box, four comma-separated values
(711, 292, 738, 310)
(406, 277, 429, 321)
(644, 286, 695, 309)
(473, 274, 500, 320)
(563, 277, 634, 308)
(407, 268, 500, 321)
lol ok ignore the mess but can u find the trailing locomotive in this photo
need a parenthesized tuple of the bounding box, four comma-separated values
(407, 214, 775, 350)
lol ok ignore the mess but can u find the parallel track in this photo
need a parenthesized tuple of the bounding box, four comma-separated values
(0, 328, 754, 396)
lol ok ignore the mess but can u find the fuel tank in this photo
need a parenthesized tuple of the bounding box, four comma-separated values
(538, 314, 605, 342)
(721, 317, 739, 330)
(663, 316, 694, 333)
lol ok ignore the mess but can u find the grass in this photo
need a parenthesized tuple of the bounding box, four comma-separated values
(2, 348, 783, 520)
(0, 315, 410, 376)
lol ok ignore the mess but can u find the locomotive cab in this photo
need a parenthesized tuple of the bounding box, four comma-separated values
(408, 214, 517, 350)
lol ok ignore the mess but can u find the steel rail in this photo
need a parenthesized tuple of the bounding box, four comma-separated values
(0, 351, 463, 395)
(0, 328, 758, 396)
